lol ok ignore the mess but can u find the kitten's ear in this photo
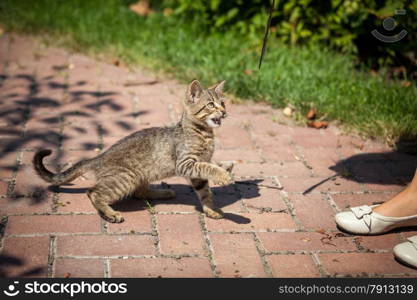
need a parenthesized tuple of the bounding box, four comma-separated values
(186, 80, 203, 104)
(212, 80, 225, 96)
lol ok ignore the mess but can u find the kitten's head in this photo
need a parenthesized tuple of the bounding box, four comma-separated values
(184, 80, 227, 128)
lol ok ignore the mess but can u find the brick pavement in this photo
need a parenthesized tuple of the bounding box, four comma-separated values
(0, 34, 417, 278)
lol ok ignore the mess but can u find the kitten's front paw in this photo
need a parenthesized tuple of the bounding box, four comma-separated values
(213, 172, 234, 186)
(102, 211, 125, 223)
(204, 207, 224, 219)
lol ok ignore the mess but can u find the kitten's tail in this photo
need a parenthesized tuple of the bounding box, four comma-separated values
(33, 149, 93, 185)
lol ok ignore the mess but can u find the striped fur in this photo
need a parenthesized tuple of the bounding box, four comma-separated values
(33, 80, 232, 222)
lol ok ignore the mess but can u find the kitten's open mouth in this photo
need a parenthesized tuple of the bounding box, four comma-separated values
(211, 117, 221, 126)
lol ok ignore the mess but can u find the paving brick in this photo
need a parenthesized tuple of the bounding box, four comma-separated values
(266, 254, 321, 277)
(0, 152, 17, 179)
(205, 212, 297, 232)
(0, 180, 9, 196)
(157, 214, 205, 255)
(216, 124, 254, 149)
(292, 128, 339, 148)
(400, 231, 417, 239)
(258, 232, 356, 252)
(0, 195, 52, 215)
(331, 193, 394, 210)
(212, 148, 262, 163)
(385, 160, 417, 179)
(319, 253, 416, 276)
(25, 114, 61, 131)
(108, 209, 152, 234)
(354, 233, 402, 251)
(300, 147, 340, 177)
(8, 35, 37, 63)
(138, 106, 172, 127)
(20, 128, 61, 150)
(96, 61, 130, 85)
(6, 215, 101, 235)
(253, 133, 293, 149)
(110, 257, 213, 278)
(13, 164, 53, 199)
(98, 117, 142, 138)
(212, 187, 243, 212)
(150, 178, 200, 213)
(237, 184, 287, 213)
(61, 118, 101, 150)
(234, 162, 311, 178)
(279, 176, 363, 193)
(82, 92, 133, 116)
(260, 146, 297, 162)
(363, 182, 405, 193)
(55, 176, 97, 213)
(57, 235, 155, 256)
(1, 236, 49, 277)
(288, 193, 337, 230)
(210, 233, 266, 277)
(152, 193, 201, 213)
(54, 258, 104, 277)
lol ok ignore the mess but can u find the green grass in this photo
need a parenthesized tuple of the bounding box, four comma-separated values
(1, 0, 417, 145)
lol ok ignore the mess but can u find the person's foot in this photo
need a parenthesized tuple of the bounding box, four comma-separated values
(373, 184, 417, 218)
(335, 204, 417, 235)
(393, 235, 417, 269)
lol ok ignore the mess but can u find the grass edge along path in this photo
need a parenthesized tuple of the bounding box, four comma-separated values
(0, 0, 416, 146)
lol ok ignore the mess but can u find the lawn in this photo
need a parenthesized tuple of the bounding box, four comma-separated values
(1, 0, 416, 146)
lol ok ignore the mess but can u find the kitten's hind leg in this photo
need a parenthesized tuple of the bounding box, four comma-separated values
(134, 185, 176, 200)
(87, 173, 137, 223)
(189, 178, 223, 219)
(88, 188, 124, 223)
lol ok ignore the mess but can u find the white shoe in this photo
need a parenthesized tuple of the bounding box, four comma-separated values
(393, 236, 417, 268)
(335, 205, 417, 235)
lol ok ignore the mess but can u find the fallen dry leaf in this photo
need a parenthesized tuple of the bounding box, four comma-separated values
(306, 107, 316, 120)
(301, 237, 311, 243)
(64, 272, 71, 278)
(307, 120, 328, 129)
(350, 142, 364, 150)
(320, 235, 336, 247)
(283, 106, 294, 117)
(244, 69, 253, 75)
(315, 229, 326, 235)
(401, 80, 411, 87)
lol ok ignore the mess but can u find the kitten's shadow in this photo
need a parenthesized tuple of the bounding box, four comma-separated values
(221, 213, 251, 224)
(53, 179, 263, 225)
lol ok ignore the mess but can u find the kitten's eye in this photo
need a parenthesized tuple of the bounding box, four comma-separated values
(206, 102, 215, 109)
(221, 101, 225, 107)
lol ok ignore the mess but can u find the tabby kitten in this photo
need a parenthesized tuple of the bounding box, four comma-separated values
(33, 80, 233, 223)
